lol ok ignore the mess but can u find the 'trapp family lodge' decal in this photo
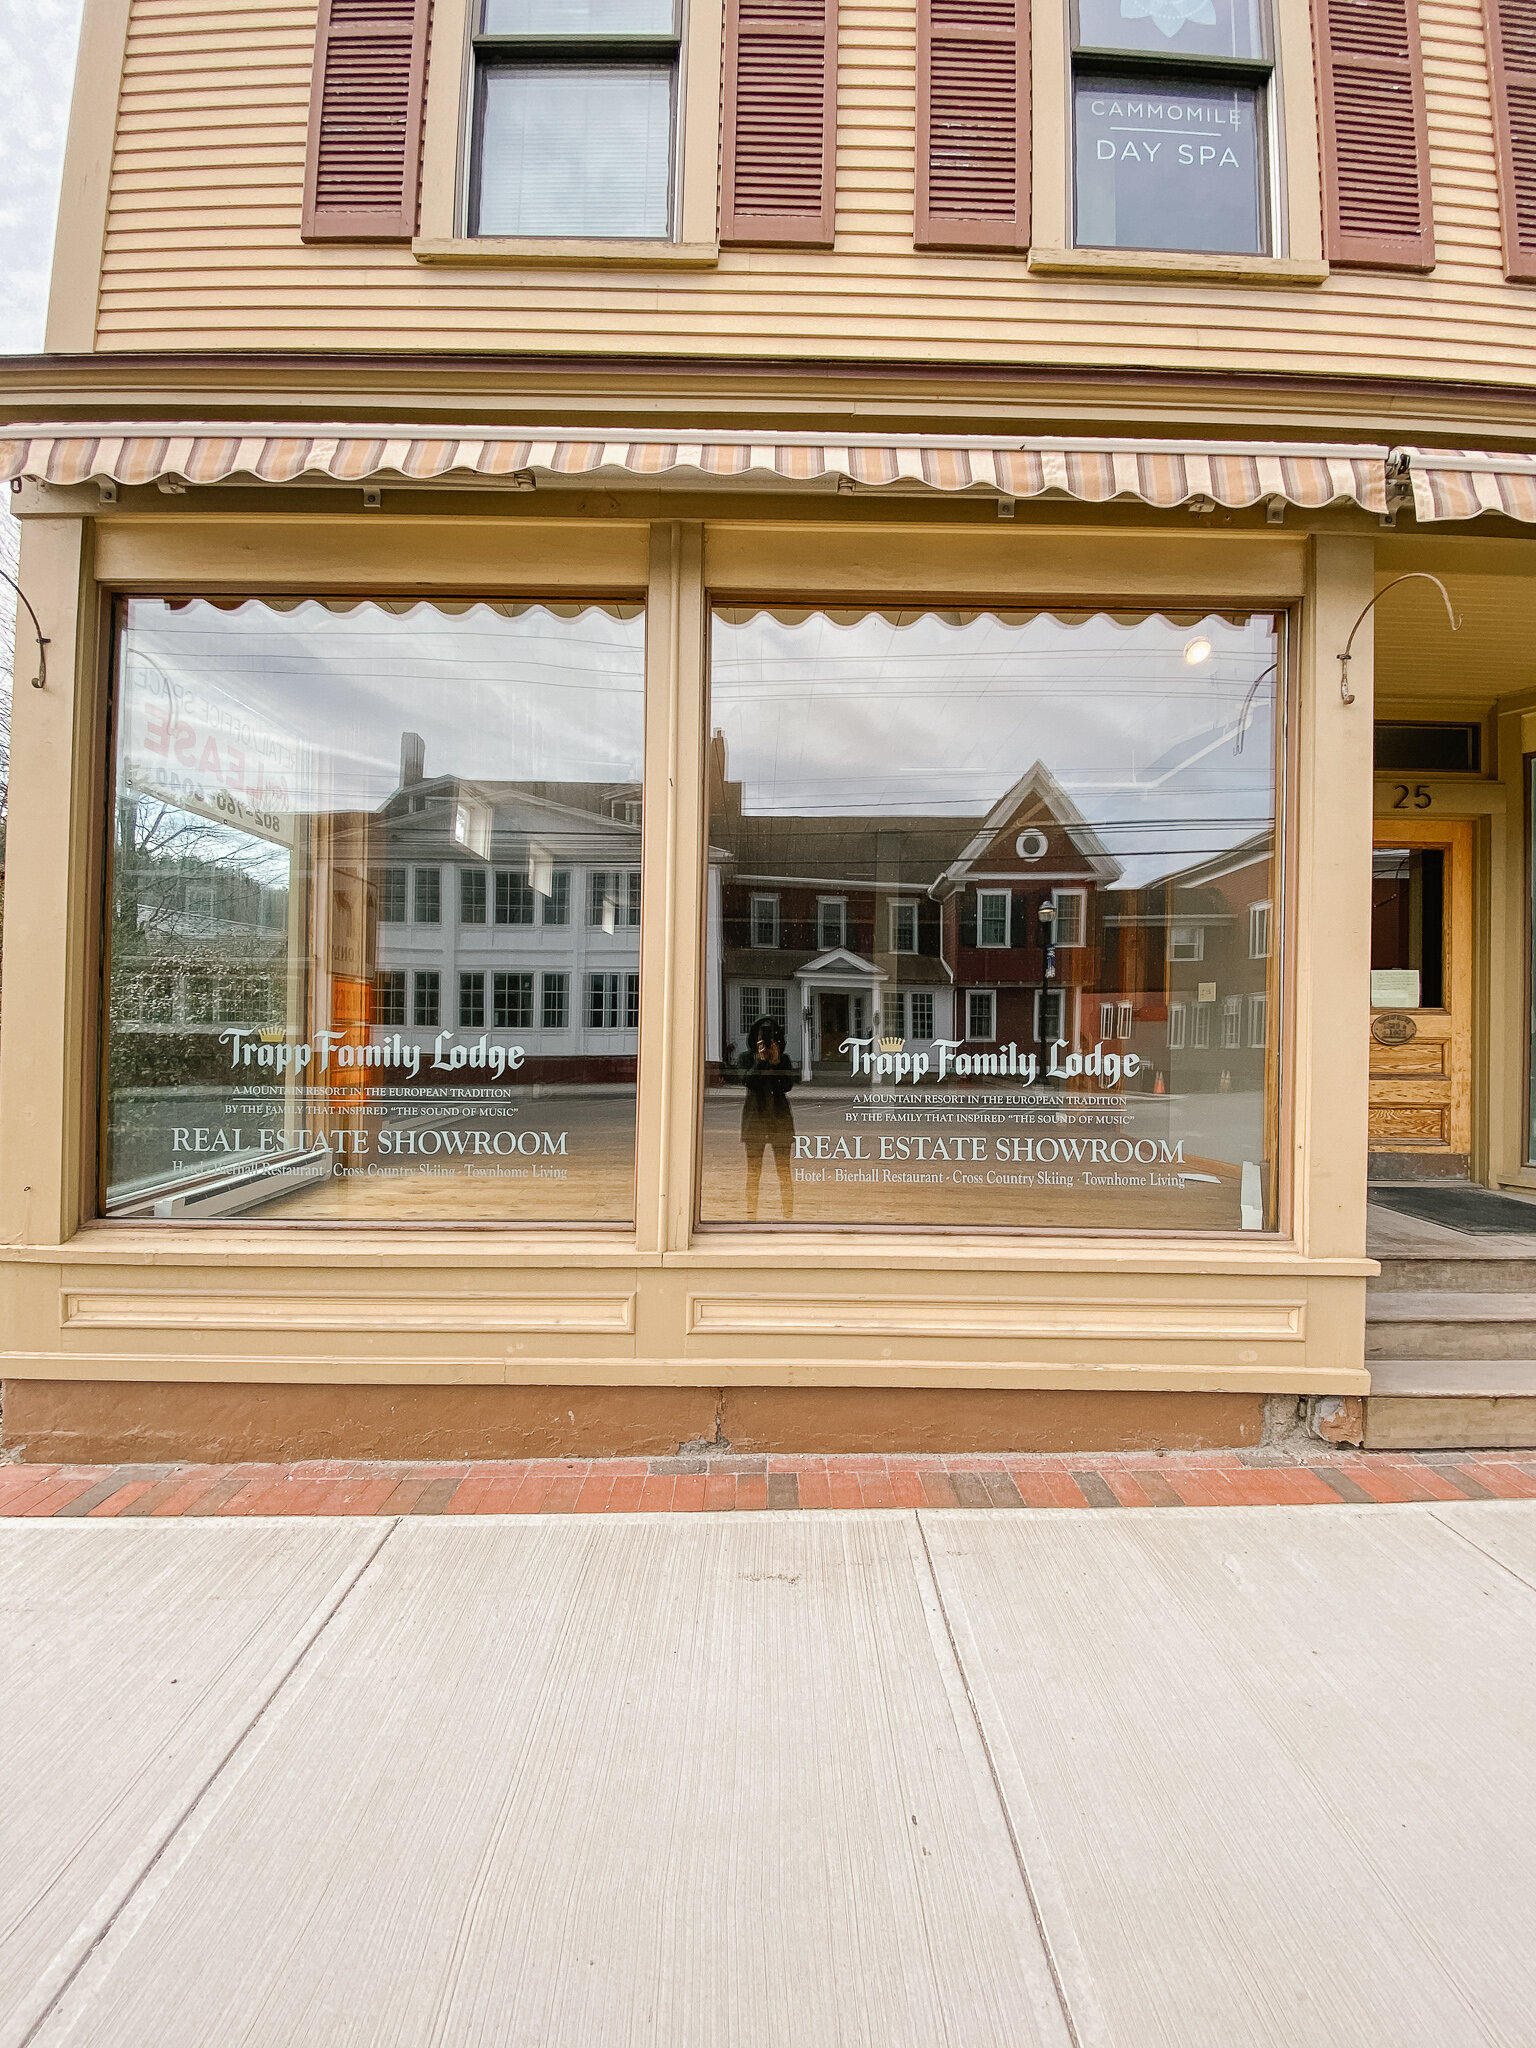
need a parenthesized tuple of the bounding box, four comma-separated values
(841, 1035, 1144, 1087)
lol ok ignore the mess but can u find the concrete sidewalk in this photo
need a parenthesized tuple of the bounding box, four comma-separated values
(4, 1504, 1534, 2047)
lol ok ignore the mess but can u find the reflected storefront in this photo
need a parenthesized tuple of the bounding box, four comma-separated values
(700, 608, 1282, 1231)
(105, 598, 646, 1221)
(0, 483, 1404, 1466)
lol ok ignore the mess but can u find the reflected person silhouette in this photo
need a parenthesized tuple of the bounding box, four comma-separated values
(738, 1016, 796, 1220)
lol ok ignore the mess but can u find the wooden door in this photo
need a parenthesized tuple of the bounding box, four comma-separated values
(1368, 818, 1474, 1165)
(818, 992, 849, 1061)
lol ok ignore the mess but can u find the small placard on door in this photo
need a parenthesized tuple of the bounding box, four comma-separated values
(1371, 968, 1421, 1009)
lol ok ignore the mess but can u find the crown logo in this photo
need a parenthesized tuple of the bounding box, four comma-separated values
(878, 1035, 905, 1053)
(258, 1029, 286, 1044)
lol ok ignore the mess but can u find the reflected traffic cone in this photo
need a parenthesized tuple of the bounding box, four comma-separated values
(1153, 1070, 1165, 1094)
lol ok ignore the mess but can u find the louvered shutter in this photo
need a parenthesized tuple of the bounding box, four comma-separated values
(302, 0, 432, 242)
(916, 0, 1028, 251)
(721, 0, 838, 247)
(1486, 0, 1536, 280)
(1314, 0, 1434, 269)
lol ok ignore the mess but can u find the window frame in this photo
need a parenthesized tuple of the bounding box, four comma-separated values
(750, 894, 780, 949)
(890, 899, 919, 954)
(816, 896, 847, 951)
(459, 969, 487, 1028)
(467, 14, 682, 244)
(966, 989, 997, 1042)
(415, 0, 723, 260)
(1067, 0, 1277, 262)
(976, 888, 1011, 949)
(413, 969, 442, 1028)
(1026, 0, 1324, 280)
(412, 866, 441, 925)
(1249, 899, 1273, 959)
(1051, 886, 1086, 948)
(906, 990, 935, 1041)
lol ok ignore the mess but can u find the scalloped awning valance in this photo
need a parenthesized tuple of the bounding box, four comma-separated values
(0, 426, 1393, 512)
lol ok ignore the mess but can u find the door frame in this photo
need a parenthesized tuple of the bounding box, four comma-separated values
(1369, 815, 1475, 1168)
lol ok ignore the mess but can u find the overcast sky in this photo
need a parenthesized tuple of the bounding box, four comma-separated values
(0, 0, 84, 354)
(0, 0, 83, 707)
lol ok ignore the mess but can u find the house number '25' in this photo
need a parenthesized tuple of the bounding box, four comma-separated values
(1392, 784, 1433, 809)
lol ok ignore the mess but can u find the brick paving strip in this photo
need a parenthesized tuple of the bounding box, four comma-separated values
(2, 1450, 1535, 1517)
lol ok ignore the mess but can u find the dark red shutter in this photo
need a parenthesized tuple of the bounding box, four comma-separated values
(302, 0, 431, 242)
(1486, 0, 1536, 280)
(916, 0, 1028, 251)
(1314, 0, 1434, 269)
(721, 0, 838, 247)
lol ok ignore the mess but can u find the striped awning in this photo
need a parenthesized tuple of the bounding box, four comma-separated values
(0, 425, 1392, 512)
(1394, 447, 1536, 523)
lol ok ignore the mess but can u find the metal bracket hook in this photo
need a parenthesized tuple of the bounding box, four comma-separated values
(0, 565, 49, 688)
(1338, 573, 1460, 706)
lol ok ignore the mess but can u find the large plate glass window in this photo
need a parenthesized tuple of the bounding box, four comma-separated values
(470, 0, 679, 237)
(104, 598, 645, 1222)
(1072, 0, 1273, 256)
(702, 607, 1283, 1231)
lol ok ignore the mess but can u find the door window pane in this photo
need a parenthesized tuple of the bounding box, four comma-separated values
(1074, 74, 1268, 254)
(104, 598, 644, 1222)
(1372, 847, 1444, 1009)
(474, 66, 673, 237)
(701, 607, 1282, 1230)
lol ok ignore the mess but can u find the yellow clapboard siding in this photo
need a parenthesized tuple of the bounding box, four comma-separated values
(95, 0, 1536, 375)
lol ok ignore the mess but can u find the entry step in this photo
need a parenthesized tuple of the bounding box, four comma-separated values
(1365, 1293, 1536, 1361)
(1366, 1358, 1536, 1397)
(1369, 1258, 1536, 1295)
(1361, 1382, 1536, 1451)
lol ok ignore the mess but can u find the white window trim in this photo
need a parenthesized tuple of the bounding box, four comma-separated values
(905, 991, 936, 1040)
(1249, 900, 1273, 960)
(1167, 1000, 1187, 1050)
(976, 888, 1011, 949)
(966, 989, 997, 1042)
(817, 896, 848, 949)
(1170, 923, 1205, 963)
(1051, 887, 1086, 948)
(890, 900, 920, 954)
(416, 0, 722, 262)
(750, 894, 781, 949)
(1248, 991, 1269, 1048)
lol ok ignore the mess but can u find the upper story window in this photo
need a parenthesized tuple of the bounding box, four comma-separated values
(469, 0, 680, 239)
(1071, 0, 1273, 257)
(817, 897, 847, 950)
(977, 889, 1011, 948)
(750, 894, 780, 948)
(1051, 888, 1086, 948)
(890, 901, 918, 954)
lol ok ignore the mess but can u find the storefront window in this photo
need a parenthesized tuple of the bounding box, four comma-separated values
(104, 598, 645, 1222)
(701, 607, 1283, 1231)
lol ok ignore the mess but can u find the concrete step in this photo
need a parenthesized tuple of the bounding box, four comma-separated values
(1367, 1359, 1536, 1397)
(1361, 1382, 1536, 1451)
(1369, 1257, 1536, 1295)
(1364, 1293, 1536, 1360)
